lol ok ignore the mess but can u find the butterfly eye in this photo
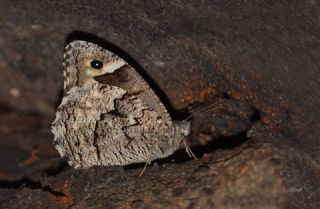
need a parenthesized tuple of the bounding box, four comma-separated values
(90, 60, 103, 69)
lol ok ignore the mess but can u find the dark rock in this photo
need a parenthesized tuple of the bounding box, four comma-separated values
(0, 1, 319, 208)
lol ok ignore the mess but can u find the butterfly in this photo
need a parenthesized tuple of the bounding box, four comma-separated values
(51, 40, 196, 172)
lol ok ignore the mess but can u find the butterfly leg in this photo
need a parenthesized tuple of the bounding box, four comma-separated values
(183, 138, 198, 160)
(138, 159, 151, 177)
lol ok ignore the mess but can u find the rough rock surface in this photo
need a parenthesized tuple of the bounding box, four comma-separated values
(0, 1, 319, 209)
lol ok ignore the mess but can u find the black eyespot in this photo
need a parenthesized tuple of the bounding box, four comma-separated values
(90, 60, 103, 69)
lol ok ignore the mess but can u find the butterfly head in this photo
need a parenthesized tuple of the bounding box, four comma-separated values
(63, 40, 126, 92)
(179, 120, 191, 136)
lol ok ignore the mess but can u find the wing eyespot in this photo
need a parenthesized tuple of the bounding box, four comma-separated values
(90, 60, 103, 70)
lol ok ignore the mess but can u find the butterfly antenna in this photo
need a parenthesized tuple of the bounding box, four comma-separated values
(185, 100, 223, 121)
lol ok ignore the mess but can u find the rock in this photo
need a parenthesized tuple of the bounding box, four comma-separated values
(0, 1, 319, 208)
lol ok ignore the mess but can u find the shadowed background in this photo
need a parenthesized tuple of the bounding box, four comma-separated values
(0, 1, 319, 208)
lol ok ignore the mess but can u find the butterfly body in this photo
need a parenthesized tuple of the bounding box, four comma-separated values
(52, 40, 191, 168)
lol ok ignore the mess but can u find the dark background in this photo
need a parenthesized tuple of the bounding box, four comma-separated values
(0, 1, 319, 208)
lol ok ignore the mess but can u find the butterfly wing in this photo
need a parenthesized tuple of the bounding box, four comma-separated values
(64, 40, 172, 125)
(95, 64, 172, 125)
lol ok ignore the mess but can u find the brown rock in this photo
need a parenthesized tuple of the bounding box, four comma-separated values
(0, 1, 319, 208)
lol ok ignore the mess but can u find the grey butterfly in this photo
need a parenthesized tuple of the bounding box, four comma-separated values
(52, 40, 196, 170)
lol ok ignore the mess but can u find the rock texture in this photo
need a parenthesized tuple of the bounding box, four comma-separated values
(0, 1, 319, 209)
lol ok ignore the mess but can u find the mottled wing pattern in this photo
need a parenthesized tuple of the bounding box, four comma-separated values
(52, 40, 192, 168)
(63, 40, 172, 125)
(52, 83, 178, 168)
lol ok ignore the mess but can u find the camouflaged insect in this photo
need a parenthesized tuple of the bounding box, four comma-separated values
(52, 40, 195, 169)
